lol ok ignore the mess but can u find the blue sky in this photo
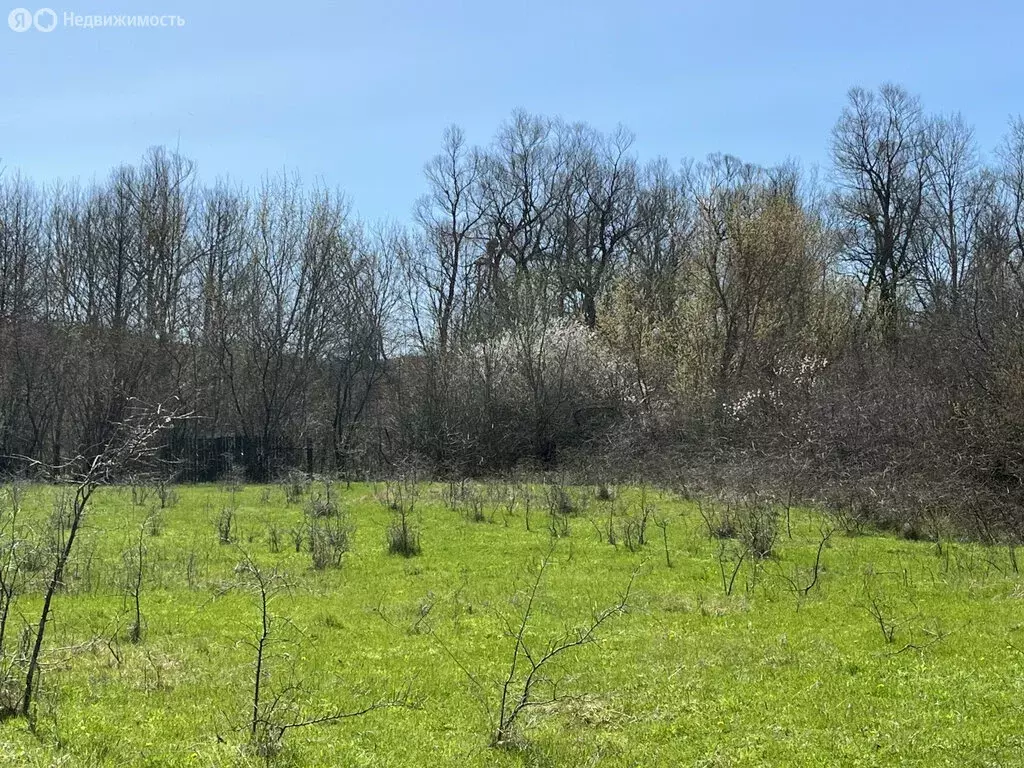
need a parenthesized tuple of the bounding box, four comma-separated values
(2, 0, 1021, 221)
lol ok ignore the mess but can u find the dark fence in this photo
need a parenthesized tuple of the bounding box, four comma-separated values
(165, 432, 310, 483)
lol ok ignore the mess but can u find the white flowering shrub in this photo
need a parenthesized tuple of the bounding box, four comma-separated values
(724, 353, 829, 421)
(444, 318, 626, 465)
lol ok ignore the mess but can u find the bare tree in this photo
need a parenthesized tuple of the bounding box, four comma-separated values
(554, 124, 641, 329)
(409, 126, 485, 355)
(18, 398, 184, 717)
(326, 226, 398, 475)
(223, 177, 349, 477)
(918, 114, 991, 312)
(831, 84, 929, 340)
(997, 116, 1024, 284)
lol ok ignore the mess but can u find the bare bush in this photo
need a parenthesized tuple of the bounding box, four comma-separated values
(121, 524, 147, 643)
(267, 526, 281, 554)
(217, 508, 235, 545)
(545, 482, 583, 518)
(234, 554, 413, 757)
(697, 497, 739, 539)
(384, 474, 422, 557)
(461, 483, 488, 524)
(144, 506, 165, 537)
(156, 477, 178, 509)
(308, 513, 353, 570)
(283, 474, 308, 505)
(305, 495, 339, 519)
(738, 496, 779, 560)
(387, 516, 422, 557)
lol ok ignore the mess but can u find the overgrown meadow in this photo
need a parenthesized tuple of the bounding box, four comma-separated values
(0, 479, 1022, 767)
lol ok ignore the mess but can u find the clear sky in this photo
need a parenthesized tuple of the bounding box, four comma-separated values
(2, 0, 1022, 222)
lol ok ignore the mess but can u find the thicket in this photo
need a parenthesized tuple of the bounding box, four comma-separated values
(1, 83, 1022, 535)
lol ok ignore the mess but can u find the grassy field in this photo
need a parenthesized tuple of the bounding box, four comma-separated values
(0, 480, 1021, 767)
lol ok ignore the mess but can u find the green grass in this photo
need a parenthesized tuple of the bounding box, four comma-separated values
(0, 481, 1022, 766)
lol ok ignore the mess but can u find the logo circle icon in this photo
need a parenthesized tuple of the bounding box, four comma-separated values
(34, 7, 57, 32)
(8, 7, 33, 31)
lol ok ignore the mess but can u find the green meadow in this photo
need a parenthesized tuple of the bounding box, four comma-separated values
(0, 481, 1022, 767)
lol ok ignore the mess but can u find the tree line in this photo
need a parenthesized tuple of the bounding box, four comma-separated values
(1, 83, 1022, 530)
